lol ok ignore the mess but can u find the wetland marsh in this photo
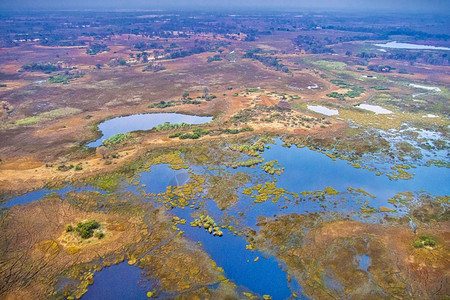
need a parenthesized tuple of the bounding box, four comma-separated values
(0, 6, 449, 300)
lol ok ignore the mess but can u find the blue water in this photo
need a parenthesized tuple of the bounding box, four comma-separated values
(82, 263, 150, 300)
(357, 254, 371, 272)
(175, 207, 298, 299)
(374, 41, 450, 51)
(0, 186, 102, 209)
(87, 113, 213, 147)
(136, 164, 190, 194)
(228, 141, 449, 226)
(263, 142, 450, 199)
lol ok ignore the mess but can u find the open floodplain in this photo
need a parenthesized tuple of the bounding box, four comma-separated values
(0, 9, 449, 300)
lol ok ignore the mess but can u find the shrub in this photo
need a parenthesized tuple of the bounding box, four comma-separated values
(413, 235, 437, 248)
(95, 232, 105, 239)
(74, 220, 100, 239)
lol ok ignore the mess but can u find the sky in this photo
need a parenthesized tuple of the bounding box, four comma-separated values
(0, 0, 449, 13)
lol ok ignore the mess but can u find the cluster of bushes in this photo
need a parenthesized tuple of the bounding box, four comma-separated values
(207, 54, 222, 63)
(229, 139, 267, 156)
(368, 65, 395, 73)
(48, 71, 83, 84)
(148, 100, 175, 109)
(169, 128, 210, 139)
(372, 86, 390, 91)
(327, 80, 365, 100)
(166, 46, 208, 59)
(57, 163, 82, 171)
(155, 122, 190, 131)
(413, 235, 437, 248)
(21, 63, 62, 73)
(133, 41, 164, 51)
(262, 160, 284, 175)
(86, 43, 110, 55)
(223, 127, 254, 134)
(142, 62, 166, 72)
(66, 220, 103, 239)
(102, 133, 131, 147)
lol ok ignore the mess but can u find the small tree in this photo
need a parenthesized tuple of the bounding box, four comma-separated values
(96, 146, 109, 159)
(182, 92, 190, 99)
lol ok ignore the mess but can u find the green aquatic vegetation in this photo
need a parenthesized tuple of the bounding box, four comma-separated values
(360, 205, 377, 214)
(207, 172, 251, 210)
(191, 215, 223, 236)
(387, 165, 414, 180)
(413, 235, 437, 249)
(244, 182, 299, 203)
(347, 187, 376, 198)
(379, 206, 396, 213)
(324, 187, 339, 195)
(148, 151, 188, 169)
(243, 292, 258, 299)
(261, 160, 284, 175)
(86, 172, 130, 193)
(227, 157, 264, 169)
(348, 161, 362, 169)
(299, 188, 339, 201)
(387, 191, 414, 206)
(425, 159, 450, 168)
(229, 136, 272, 157)
(152, 174, 205, 209)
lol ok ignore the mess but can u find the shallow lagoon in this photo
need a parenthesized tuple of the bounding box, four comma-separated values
(374, 41, 450, 51)
(88, 113, 213, 147)
(82, 263, 150, 300)
(356, 104, 392, 114)
(307, 105, 339, 116)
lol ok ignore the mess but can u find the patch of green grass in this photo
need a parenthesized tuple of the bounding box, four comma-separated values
(310, 60, 347, 71)
(14, 107, 82, 126)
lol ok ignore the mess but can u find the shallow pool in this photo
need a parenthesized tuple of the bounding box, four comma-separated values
(88, 113, 213, 147)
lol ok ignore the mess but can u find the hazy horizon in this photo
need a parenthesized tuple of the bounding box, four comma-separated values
(1, 0, 449, 14)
